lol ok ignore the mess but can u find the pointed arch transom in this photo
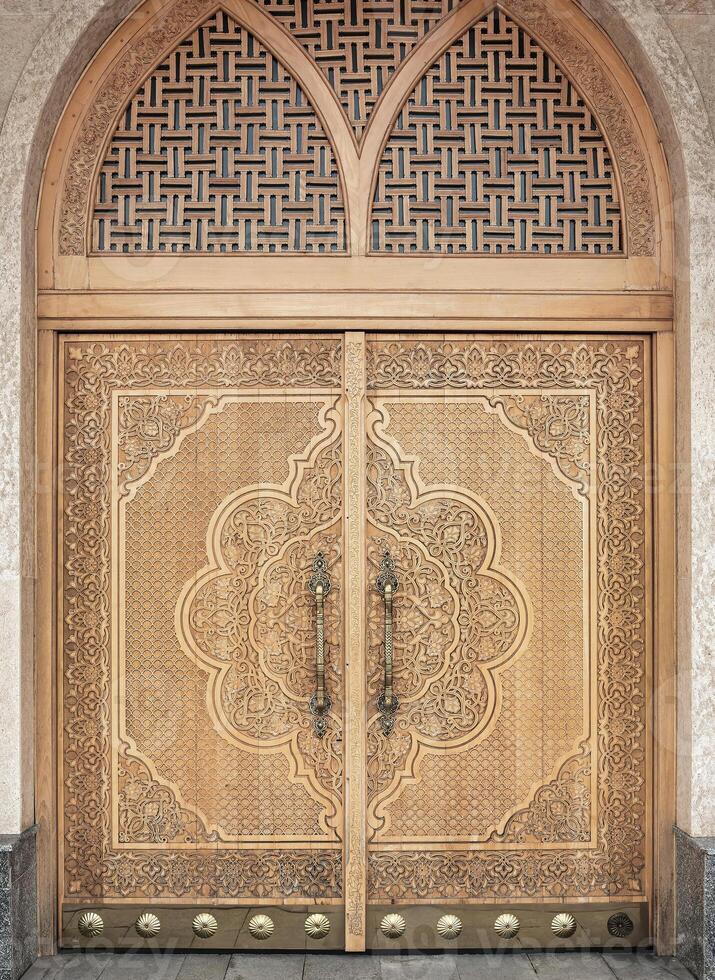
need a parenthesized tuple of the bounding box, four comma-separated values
(92, 8, 346, 253)
(370, 7, 623, 254)
(47, 0, 667, 269)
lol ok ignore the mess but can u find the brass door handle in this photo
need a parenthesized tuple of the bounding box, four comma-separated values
(376, 550, 399, 735)
(308, 552, 332, 738)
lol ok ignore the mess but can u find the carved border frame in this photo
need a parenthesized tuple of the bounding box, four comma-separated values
(363, 336, 651, 903)
(57, 335, 346, 903)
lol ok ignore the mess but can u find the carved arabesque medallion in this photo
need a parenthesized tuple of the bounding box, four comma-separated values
(365, 423, 531, 833)
(176, 423, 345, 826)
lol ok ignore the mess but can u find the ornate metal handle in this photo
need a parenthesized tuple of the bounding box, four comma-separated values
(376, 550, 399, 736)
(308, 552, 332, 738)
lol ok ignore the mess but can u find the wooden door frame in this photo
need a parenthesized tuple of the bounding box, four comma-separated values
(31, 0, 679, 953)
(34, 318, 677, 956)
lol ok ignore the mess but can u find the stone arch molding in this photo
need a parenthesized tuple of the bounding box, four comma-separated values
(38, 0, 672, 270)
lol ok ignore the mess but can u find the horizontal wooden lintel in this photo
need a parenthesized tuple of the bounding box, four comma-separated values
(37, 290, 673, 326)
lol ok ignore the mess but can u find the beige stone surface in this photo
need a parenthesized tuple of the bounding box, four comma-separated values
(665, 11, 715, 138)
(0, 0, 711, 839)
(0, 2, 67, 125)
(0, 577, 22, 832)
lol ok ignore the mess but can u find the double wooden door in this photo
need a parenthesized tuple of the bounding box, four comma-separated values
(59, 332, 650, 950)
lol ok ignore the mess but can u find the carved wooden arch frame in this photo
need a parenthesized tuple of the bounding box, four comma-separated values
(33, 0, 677, 961)
(38, 0, 672, 287)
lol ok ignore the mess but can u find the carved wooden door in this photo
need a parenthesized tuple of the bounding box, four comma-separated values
(60, 332, 651, 952)
(361, 335, 651, 950)
(60, 334, 347, 949)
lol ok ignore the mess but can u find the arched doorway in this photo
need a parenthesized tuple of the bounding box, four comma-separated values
(36, 0, 676, 954)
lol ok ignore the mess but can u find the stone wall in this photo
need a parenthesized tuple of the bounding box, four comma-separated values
(0, 0, 713, 972)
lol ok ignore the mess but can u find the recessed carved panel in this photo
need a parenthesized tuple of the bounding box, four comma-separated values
(365, 422, 531, 833)
(257, 0, 457, 140)
(371, 7, 623, 253)
(61, 337, 344, 901)
(366, 396, 588, 844)
(366, 338, 648, 901)
(92, 10, 346, 253)
(121, 399, 344, 843)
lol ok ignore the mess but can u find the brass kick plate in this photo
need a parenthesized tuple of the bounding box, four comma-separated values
(367, 903, 649, 950)
(63, 902, 647, 951)
(62, 905, 345, 951)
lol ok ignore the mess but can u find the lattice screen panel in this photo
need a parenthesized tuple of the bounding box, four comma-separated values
(258, 0, 457, 140)
(92, 10, 346, 253)
(371, 7, 623, 253)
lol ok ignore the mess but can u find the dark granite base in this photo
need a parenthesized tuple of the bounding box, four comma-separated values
(676, 827, 715, 979)
(0, 826, 37, 980)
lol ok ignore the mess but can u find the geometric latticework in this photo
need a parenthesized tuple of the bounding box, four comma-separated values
(371, 7, 623, 253)
(92, 10, 346, 253)
(257, 0, 457, 140)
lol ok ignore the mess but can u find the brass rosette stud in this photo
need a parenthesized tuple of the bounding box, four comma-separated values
(78, 911, 104, 938)
(248, 914, 275, 940)
(135, 912, 161, 939)
(192, 912, 218, 939)
(305, 913, 331, 939)
(437, 914, 463, 940)
(551, 912, 577, 939)
(607, 912, 634, 938)
(380, 913, 406, 938)
(494, 913, 520, 940)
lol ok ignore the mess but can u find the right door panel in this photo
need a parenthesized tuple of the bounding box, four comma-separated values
(364, 335, 650, 948)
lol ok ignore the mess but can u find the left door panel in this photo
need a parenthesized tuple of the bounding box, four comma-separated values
(59, 335, 345, 949)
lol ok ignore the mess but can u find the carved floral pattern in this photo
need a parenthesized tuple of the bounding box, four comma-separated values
(117, 745, 220, 845)
(366, 339, 647, 899)
(493, 744, 592, 844)
(483, 392, 592, 494)
(62, 337, 343, 900)
(118, 393, 211, 495)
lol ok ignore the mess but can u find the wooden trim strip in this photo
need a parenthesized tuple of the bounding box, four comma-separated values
(343, 332, 367, 950)
(35, 330, 58, 956)
(36, 292, 674, 322)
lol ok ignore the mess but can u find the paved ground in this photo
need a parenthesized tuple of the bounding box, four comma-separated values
(21, 951, 694, 980)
